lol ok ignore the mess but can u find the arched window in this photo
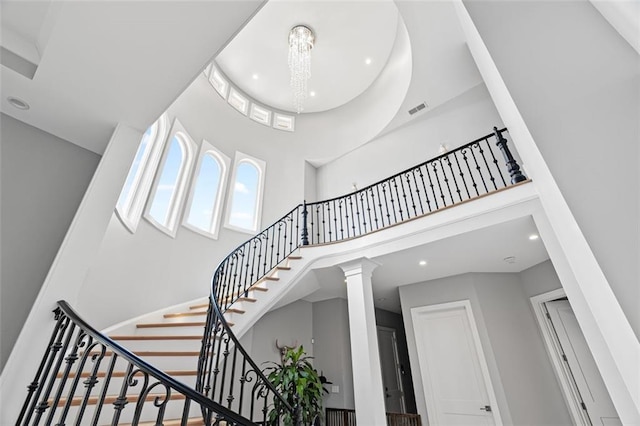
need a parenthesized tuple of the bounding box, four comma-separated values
(115, 114, 168, 232)
(225, 153, 266, 233)
(183, 142, 230, 239)
(145, 119, 196, 236)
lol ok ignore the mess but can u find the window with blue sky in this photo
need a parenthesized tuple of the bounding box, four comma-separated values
(145, 121, 196, 237)
(226, 154, 266, 232)
(184, 143, 230, 238)
(115, 114, 168, 232)
(148, 136, 184, 226)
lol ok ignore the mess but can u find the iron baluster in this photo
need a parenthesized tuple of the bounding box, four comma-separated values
(348, 196, 356, 237)
(432, 161, 447, 207)
(302, 202, 309, 245)
(469, 143, 488, 193)
(227, 345, 239, 408)
(390, 177, 401, 222)
(461, 147, 480, 197)
(17, 308, 67, 426)
(425, 162, 439, 209)
(74, 342, 107, 424)
(444, 152, 463, 202)
(439, 156, 455, 205)
(110, 362, 134, 426)
(452, 150, 471, 200)
(409, 170, 423, 216)
(398, 175, 410, 220)
(42, 320, 78, 426)
(23, 315, 70, 425)
(417, 166, 432, 213)
(477, 138, 497, 190)
(52, 333, 95, 425)
(338, 199, 345, 239)
(90, 351, 118, 425)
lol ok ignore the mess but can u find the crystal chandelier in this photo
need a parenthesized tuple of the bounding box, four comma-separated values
(288, 25, 315, 114)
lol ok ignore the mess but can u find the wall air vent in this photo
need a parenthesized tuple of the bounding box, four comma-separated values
(408, 102, 427, 115)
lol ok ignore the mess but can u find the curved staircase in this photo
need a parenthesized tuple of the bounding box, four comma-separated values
(16, 128, 524, 425)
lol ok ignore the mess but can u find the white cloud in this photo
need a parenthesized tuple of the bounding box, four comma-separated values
(234, 182, 249, 194)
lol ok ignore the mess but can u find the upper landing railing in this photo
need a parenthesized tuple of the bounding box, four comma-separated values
(195, 127, 527, 424)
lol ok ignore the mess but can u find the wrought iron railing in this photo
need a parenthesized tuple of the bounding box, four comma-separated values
(304, 127, 526, 244)
(17, 301, 254, 425)
(196, 127, 526, 424)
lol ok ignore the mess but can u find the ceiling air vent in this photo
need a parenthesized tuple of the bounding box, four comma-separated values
(408, 102, 427, 115)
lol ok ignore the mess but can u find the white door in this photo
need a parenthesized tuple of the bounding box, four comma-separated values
(377, 326, 406, 413)
(546, 300, 621, 426)
(411, 301, 500, 426)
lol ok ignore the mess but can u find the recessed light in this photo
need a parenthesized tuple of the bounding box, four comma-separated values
(310, 91, 316, 97)
(419, 260, 427, 266)
(365, 58, 372, 65)
(529, 234, 539, 240)
(7, 96, 30, 110)
(377, 297, 387, 302)
(252, 74, 259, 80)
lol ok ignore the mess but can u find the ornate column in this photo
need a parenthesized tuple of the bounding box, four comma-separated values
(339, 257, 386, 426)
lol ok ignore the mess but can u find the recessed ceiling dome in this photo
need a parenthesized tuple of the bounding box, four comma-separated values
(216, 0, 400, 114)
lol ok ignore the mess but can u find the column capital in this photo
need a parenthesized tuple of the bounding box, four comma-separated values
(338, 257, 381, 279)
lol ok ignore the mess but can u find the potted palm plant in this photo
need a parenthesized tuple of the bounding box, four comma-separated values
(263, 345, 326, 426)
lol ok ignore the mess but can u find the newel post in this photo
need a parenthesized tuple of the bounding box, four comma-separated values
(301, 201, 309, 246)
(494, 127, 527, 184)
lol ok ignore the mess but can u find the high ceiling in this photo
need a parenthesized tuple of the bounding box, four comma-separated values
(216, 0, 400, 113)
(0, 0, 266, 154)
(1, 0, 484, 159)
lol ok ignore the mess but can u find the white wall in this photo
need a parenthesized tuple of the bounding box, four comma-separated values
(463, 0, 639, 338)
(399, 270, 572, 426)
(0, 114, 100, 371)
(78, 74, 314, 328)
(315, 84, 506, 200)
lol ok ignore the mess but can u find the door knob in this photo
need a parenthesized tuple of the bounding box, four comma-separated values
(480, 405, 492, 412)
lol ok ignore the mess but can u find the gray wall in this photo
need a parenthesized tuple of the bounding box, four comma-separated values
(399, 268, 572, 426)
(0, 114, 100, 371)
(375, 307, 417, 414)
(312, 298, 355, 410)
(464, 0, 640, 337)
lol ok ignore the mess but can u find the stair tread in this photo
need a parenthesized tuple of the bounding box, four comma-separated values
(57, 369, 197, 379)
(288, 255, 302, 260)
(164, 311, 207, 318)
(189, 303, 209, 310)
(276, 266, 292, 271)
(54, 392, 186, 407)
(136, 321, 233, 328)
(136, 321, 206, 328)
(263, 276, 279, 281)
(109, 335, 203, 341)
(115, 418, 204, 426)
(86, 350, 201, 357)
